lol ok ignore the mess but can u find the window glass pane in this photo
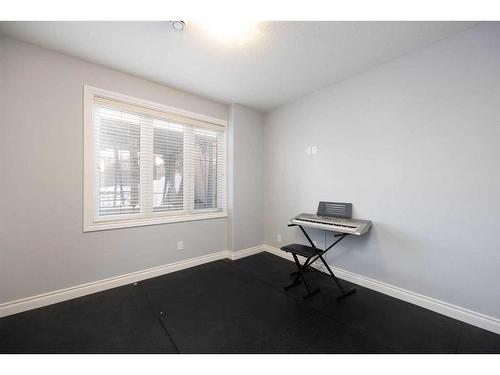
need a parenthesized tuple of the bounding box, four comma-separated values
(194, 129, 218, 210)
(96, 108, 140, 216)
(153, 120, 184, 211)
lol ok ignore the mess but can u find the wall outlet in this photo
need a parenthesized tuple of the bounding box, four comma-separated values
(177, 241, 184, 250)
(277, 234, 282, 243)
(311, 145, 317, 154)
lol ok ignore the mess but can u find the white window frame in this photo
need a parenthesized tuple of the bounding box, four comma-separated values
(83, 85, 227, 232)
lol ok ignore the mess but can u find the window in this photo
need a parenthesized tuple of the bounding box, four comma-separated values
(84, 86, 227, 231)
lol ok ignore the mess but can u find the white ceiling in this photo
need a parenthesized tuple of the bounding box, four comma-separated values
(0, 21, 477, 111)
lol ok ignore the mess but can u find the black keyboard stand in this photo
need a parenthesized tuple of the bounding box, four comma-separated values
(281, 224, 356, 300)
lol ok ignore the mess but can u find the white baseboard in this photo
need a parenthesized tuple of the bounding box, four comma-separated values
(0, 245, 268, 319)
(2, 243, 499, 336)
(0, 249, 229, 318)
(263, 245, 500, 335)
(227, 245, 265, 260)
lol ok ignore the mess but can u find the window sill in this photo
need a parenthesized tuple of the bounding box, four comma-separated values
(83, 211, 227, 232)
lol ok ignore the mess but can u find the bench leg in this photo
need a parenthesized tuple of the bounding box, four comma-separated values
(303, 288, 320, 299)
(289, 256, 314, 277)
(291, 254, 320, 299)
(284, 255, 305, 290)
(286, 255, 311, 286)
(283, 278, 301, 290)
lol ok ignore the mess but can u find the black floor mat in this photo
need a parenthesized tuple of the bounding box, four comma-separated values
(0, 284, 177, 353)
(232, 252, 464, 353)
(1, 252, 499, 353)
(141, 260, 391, 353)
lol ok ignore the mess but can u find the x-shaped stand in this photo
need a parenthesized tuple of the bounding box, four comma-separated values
(284, 224, 356, 299)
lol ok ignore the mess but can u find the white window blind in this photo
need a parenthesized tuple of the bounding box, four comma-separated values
(84, 87, 226, 231)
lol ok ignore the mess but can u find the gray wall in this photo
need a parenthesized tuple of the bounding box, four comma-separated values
(0, 36, 229, 304)
(228, 104, 264, 251)
(264, 23, 500, 318)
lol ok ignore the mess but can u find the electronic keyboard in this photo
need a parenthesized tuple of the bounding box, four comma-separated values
(289, 213, 372, 235)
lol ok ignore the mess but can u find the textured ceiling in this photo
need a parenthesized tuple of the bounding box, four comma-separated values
(0, 21, 477, 111)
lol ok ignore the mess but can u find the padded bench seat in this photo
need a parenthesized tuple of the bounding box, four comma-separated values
(281, 243, 322, 258)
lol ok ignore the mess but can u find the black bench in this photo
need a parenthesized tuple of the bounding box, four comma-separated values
(281, 243, 356, 299)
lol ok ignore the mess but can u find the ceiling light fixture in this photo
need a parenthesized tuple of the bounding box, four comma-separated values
(170, 21, 186, 31)
(195, 20, 259, 45)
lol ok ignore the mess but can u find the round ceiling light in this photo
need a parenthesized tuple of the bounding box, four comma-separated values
(195, 20, 259, 45)
(170, 21, 186, 31)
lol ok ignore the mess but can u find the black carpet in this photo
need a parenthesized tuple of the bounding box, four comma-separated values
(0, 252, 499, 353)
